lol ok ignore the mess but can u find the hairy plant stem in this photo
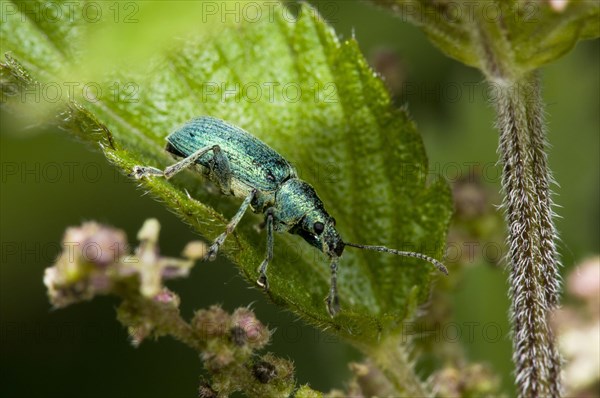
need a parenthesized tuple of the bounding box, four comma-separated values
(493, 73, 562, 398)
(364, 336, 430, 397)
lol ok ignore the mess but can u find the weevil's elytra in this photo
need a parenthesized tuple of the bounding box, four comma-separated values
(131, 116, 447, 316)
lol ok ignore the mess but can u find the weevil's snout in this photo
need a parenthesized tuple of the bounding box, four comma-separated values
(323, 223, 345, 258)
(331, 239, 345, 257)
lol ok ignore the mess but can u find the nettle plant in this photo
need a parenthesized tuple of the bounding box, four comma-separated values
(1, 1, 597, 397)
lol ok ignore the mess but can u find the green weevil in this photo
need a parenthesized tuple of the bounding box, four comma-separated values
(131, 116, 447, 316)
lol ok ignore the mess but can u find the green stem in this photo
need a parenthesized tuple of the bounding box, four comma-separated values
(365, 336, 431, 397)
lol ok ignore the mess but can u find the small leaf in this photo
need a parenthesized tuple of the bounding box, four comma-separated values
(1, 1, 451, 345)
(370, 0, 599, 77)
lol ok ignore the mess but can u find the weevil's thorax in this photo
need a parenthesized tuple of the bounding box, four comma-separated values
(274, 179, 345, 258)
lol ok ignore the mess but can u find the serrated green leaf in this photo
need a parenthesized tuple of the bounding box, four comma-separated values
(1, 1, 451, 345)
(370, 0, 599, 77)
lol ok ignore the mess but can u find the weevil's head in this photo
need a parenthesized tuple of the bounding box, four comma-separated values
(297, 214, 345, 258)
(275, 179, 345, 258)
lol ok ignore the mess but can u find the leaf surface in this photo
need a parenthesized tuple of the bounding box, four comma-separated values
(1, 1, 452, 344)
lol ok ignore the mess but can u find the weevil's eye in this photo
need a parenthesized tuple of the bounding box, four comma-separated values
(313, 222, 325, 235)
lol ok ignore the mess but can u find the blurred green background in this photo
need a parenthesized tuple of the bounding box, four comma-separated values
(1, 1, 598, 397)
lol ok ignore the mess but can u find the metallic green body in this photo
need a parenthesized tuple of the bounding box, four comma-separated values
(165, 116, 343, 256)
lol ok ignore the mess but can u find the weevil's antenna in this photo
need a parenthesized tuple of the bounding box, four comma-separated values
(345, 242, 448, 275)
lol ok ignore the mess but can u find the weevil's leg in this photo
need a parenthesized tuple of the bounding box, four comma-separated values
(326, 258, 340, 316)
(130, 166, 164, 178)
(164, 144, 223, 179)
(256, 209, 274, 290)
(208, 145, 232, 193)
(130, 145, 220, 180)
(205, 189, 256, 261)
